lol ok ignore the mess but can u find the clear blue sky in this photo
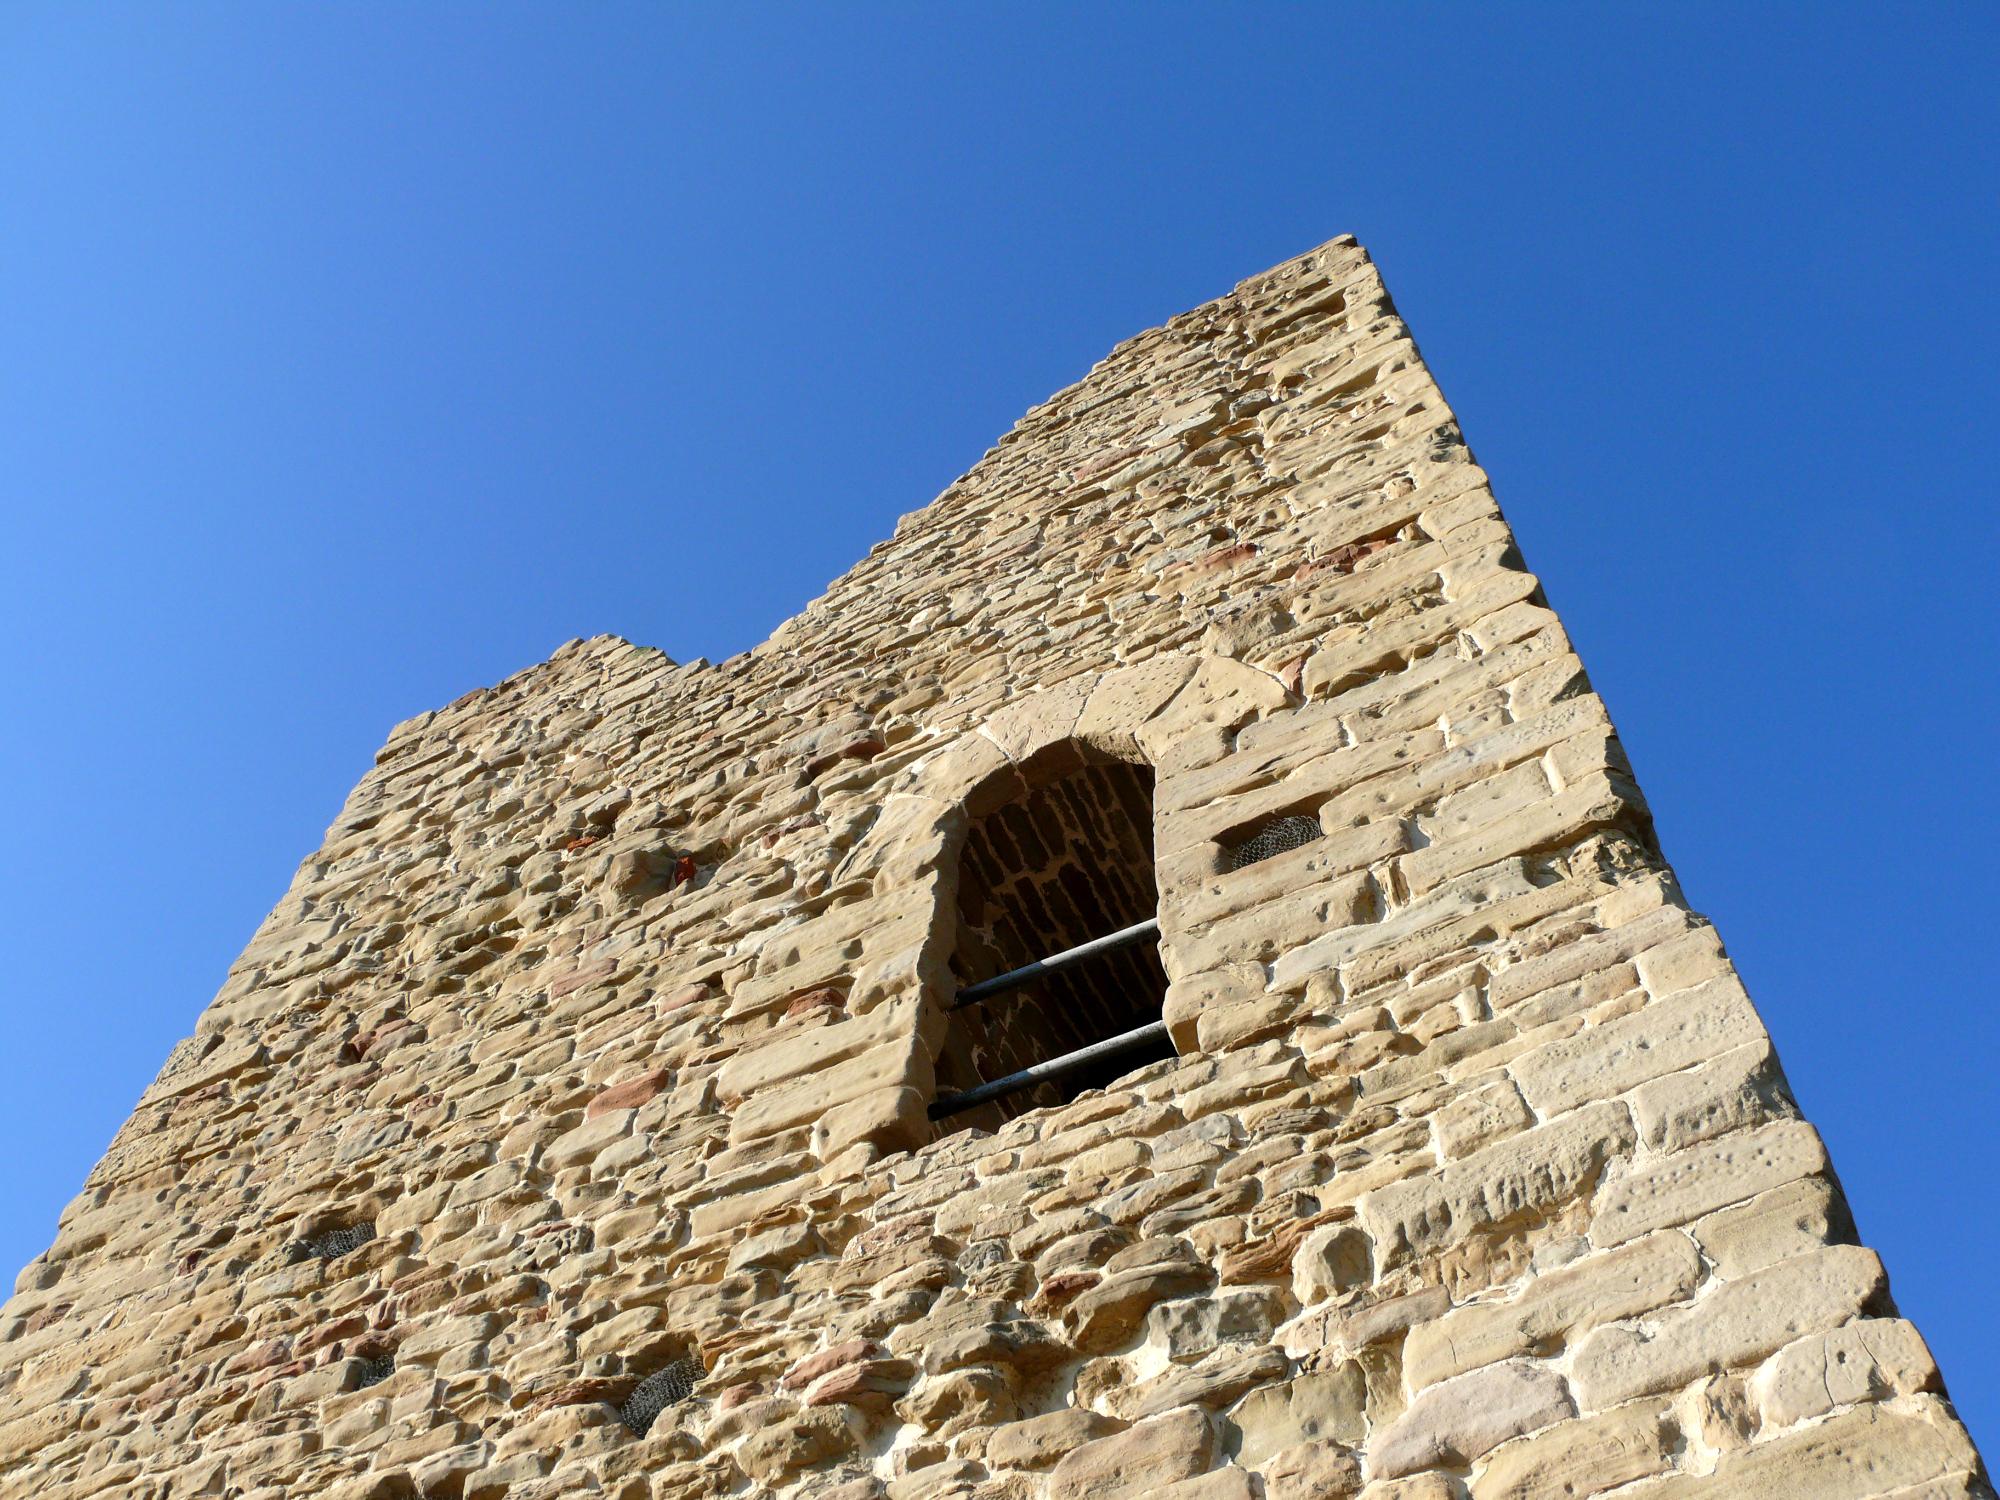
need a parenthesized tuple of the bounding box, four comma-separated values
(2, 2, 1994, 1450)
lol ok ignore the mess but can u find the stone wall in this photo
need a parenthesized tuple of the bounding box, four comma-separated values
(0, 238, 1985, 1499)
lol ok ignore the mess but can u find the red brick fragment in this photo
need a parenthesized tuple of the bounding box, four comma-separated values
(532, 1376, 626, 1412)
(1296, 535, 1394, 582)
(224, 1336, 293, 1376)
(586, 1066, 671, 1118)
(780, 1338, 881, 1391)
(296, 1312, 370, 1357)
(784, 985, 844, 1022)
(549, 958, 617, 998)
(659, 983, 709, 1016)
(1028, 1269, 1101, 1317)
(804, 1358, 916, 1413)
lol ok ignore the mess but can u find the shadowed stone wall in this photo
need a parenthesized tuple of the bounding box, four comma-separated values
(0, 238, 1985, 1499)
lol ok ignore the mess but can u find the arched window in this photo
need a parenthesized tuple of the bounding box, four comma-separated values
(930, 741, 1174, 1129)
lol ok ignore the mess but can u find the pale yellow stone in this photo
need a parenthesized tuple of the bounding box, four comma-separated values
(1469, 1399, 1676, 1499)
(1571, 1245, 1885, 1410)
(1751, 1316, 1939, 1427)
(1404, 1231, 1700, 1390)
(1592, 1119, 1827, 1248)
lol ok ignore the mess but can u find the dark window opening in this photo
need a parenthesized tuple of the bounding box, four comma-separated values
(933, 745, 1173, 1130)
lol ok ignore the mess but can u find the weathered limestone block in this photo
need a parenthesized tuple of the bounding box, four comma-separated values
(546, 1108, 635, 1172)
(1366, 1361, 1575, 1480)
(1165, 870, 1374, 979)
(1291, 1222, 1373, 1305)
(895, 1295, 1068, 1379)
(1614, 1396, 1980, 1498)
(1065, 1255, 1213, 1354)
(1227, 1364, 1368, 1467)
(1397, 773, 1634, 898)
(1625, 1041, 1789, 1152)
(1684, 1175, 1848, 1281)
(1483, 904, 1695, 1011)
(1162, 964, 1267, 1053)
(1146, 1287, 1287, 1363)
(734, 1404, 866, 1485)
(894, 1364, 1018, 1438)
(728, 1035, 932, 1146)
(1571, 1245, 1886, 1410)
(1260, 1438, 1365, 1500)
(1592, 1119, 1828, 1249)
(1432, 1080, 1533, 1161)
(1403, 1231, 1701, 1390)
(1355, 1478, 1465, 1500)
(1166, 821, 1406, 932)
(1045, 1406, 1220, 1500)
(1155, 1468, 1259, 1500)
(1137, 657, 1291, 775)
(1466, 1399, 1677, 1499)
(718, 1002, 922, 1103)
(1281, 1284, 1450, 1362)
(1105, 1343, 1290, 1423)
(1509, 976, 1764, 1119)
(1750, 1316, 1939, 1428)
(979, 1408, 1126, 1471)
(1359, 1101, 1637, 1269)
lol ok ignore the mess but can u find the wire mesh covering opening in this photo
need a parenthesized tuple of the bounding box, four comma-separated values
(355, 1356, 395, 1390)
(285, 1221, 377, 1264)
(1224, 814, 1323, 871)
(620, 1358, 703, 1436)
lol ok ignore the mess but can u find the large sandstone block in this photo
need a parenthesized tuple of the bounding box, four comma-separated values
(1468, 1399, 1677, 1499)
(1359, 1101, 1637, 1268)
(1592, 1119, 1827, 1248)
(1366, 1361, 1575, 1480)
(1751, 1316, 1939, 1428)
(1509, 975, 1765, 1119)
(1689, 1174, 1851, 1278)
(1613, 1397, 1980, 1498)
(1571, 1244, 1886, 1410)
(1403, 1231, 1701, 1390)
(1046, 1407, 1219, 1500)
(1227, 1365, 1369, 1467)
(1625, 1040, 1788, 1152)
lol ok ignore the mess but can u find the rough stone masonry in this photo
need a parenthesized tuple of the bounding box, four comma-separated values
(0, 238, 1987, 1499)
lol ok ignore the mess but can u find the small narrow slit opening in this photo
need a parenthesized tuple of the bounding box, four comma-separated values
(286, 1220, 377, 1265)
(621, 1357, 704, 1436)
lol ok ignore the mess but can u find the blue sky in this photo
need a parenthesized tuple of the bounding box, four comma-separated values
(2, 2, 1994, 1450)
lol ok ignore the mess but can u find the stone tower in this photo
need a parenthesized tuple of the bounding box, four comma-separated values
(0, 238, 1985, 1500)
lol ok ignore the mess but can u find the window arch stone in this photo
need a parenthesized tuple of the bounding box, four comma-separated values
(711, 650, 1301, 1159)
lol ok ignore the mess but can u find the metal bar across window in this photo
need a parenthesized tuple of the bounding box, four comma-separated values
(927, 1020, 1169, 1120)
(948, 917, 1160, 1011)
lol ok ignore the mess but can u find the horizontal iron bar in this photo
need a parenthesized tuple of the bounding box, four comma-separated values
(950, 917, 1161, 1010)
(927, 1020, 1170, 1120)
